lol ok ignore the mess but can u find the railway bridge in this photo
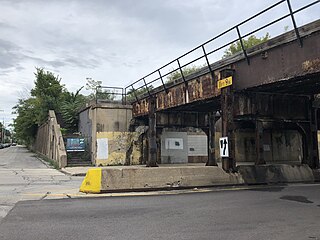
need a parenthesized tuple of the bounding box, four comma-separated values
(103, 0, 320, 172)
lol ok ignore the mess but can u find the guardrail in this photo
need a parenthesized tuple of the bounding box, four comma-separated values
(95, 86, 126, 104)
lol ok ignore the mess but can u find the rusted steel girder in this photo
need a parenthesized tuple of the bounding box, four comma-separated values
(147, 96, 158, 167)
(131, 20, 320, 117)
(206, 112, 218, 166)
(156, 112, 207, 128)
(220, 69, 236, 172)
(255, 120, 265, 165)
(308, 97, 319, 168)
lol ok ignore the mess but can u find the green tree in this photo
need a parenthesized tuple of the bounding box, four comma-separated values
(166, 65, 202, 83)
(31, 68, 65, 124)
(60, 87, 87, 133)
(12, 98, 39, 145)
(126, 85, 154, 102)
(85, 78, 113, 101)
(223, 33, 270, 58)
(13, 68, 81, 144)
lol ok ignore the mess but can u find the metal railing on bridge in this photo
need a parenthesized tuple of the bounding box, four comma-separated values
(95, 86, 126, 104)
(95, 0, 319, 105)
(121, 0, 319, 104)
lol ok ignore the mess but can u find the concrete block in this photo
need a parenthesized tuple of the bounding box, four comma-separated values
(313, 169, 320, 182)
(99, 166, 244, 192)
(79, 164, 315, 194)
(80, 168, 102, 193)
(238, 164, 314, 184)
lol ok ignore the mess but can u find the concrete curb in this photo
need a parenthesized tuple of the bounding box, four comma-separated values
(60, 168, 87, 177)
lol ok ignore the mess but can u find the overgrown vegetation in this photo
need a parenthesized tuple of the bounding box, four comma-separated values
(33, 153, 59, 169)
(85, 78, 114, 101)
(166, 65, 203, 83)
(126, 86, 154, 102)
(13, 68, 89, 145)
(223, 33, 270, 58)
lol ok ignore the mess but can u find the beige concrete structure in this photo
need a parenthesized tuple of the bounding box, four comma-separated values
(80, 165, 244, 193)
(34, 110, 67, 168)
(78, 101, 139, 166)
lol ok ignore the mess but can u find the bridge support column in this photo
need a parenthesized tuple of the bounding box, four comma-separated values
(297, 99, 319, 169)
(206, 112, 217, 166)
(255, 120, 266, 165)
(308, 100, 319, 169)
(147, 96, 158, 167)
(311, 108, 319, 169)
(220, 69, 236, 172)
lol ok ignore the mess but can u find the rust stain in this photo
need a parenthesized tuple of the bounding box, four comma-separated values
(302, 58, 320, 73)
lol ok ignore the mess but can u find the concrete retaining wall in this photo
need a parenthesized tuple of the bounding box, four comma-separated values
(34, 110, 67, 168)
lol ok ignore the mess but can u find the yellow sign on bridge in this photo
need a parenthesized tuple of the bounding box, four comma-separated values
(217, 76, 233, 89)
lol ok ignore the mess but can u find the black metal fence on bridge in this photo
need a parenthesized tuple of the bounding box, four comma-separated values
(95, 0, 319, 104)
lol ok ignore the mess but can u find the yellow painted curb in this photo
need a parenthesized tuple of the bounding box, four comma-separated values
(80, 168, 102, 193)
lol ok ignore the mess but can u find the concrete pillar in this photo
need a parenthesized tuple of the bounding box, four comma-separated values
(147, 96, 158, 167)
(255, 120, 266, 165)
(206, 112, 217, 166)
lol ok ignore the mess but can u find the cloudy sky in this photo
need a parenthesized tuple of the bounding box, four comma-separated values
(0, 0, 319, 127)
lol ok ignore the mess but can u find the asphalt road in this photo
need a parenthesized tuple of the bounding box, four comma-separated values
(0, 183, 319, 240)
(0, 146, 83, 220)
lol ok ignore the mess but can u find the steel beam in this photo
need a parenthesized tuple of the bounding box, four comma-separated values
(147, 96, 158, 167)
(206, 112, 217, 166)
(255, 120, 266, 165)
(220, 69, 236, 172)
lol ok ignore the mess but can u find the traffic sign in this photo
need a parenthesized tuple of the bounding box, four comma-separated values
(217, 76, 232, 89)
(219, 137, 229, 157)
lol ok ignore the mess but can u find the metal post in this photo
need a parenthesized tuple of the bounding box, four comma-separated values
(0, 110, 4, 144)
(220, 69, 236, 172)
(131, 86, 140, 103)
(236, 26, 250, 65)
(309, 97, 319, 168)
(286, 0, 303, 47)
(311, 107, 319, 168)
(147, 96, 158, 167)
(206, 112, 217, 166)
(255, 120, 265, 165)
(158, 70, 168, 93)
(143, 78, 151, 97)
(177, 59, 188, 86)
(202, 45, 215, 82)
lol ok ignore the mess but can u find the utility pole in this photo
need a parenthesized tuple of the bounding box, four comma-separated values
(0, 110, 5, 144)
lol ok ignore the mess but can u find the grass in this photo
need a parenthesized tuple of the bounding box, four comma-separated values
(32, 153, 60, 170)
